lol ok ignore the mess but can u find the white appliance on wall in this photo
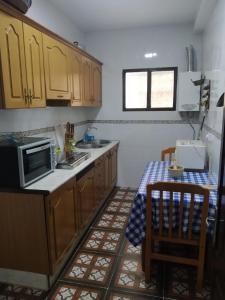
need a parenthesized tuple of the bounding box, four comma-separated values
(177, 72, 201, 111)
(175, 139, 207, 170)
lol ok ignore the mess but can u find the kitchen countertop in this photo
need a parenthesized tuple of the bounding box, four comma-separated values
(25, 140, 119, 194)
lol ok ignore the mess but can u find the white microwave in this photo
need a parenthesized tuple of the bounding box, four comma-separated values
(175, 140, 207, 171)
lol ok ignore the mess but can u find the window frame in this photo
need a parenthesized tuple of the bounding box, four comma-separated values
(122, 67, 178, 112)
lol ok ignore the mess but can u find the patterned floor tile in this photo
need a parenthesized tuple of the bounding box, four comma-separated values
(123, 241, 142, 256)
(50, 283, 105, 300)
(164, 265, 212, 300)
(0, 187, 212, 300)
(112, 256, 162, 297)
(104, 200, 133, 215)
(0, 284, 46, 299)
(107, 290, 158, 300)
(64, 252, 115, 286)
(0, 296, 15, 300)
(82, 229, 123, 254)
(113, 190, 136, 202)
(94, 214, 129, 230)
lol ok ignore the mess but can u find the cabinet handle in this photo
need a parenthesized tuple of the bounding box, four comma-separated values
(24, 88, 28, 104)
(29, 89, 33, 105)
(57, 95, 63, 98)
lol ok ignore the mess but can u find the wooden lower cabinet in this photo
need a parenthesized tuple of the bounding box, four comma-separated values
(76, 167, 95, 231)
(111, 145, 118, 187)
(94, 157, 105, 207)
(0, 193, 49, 274)
(0, 145, 118, 278)
(46, 178, 77, 273)
(104, 145, 118, 196)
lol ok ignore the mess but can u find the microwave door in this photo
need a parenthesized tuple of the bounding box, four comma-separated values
(18, 143, 52, 187)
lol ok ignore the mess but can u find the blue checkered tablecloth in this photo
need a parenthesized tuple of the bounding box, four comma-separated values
(125, 161, 218, 246)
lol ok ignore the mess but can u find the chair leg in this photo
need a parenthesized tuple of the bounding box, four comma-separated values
(196, 266, 203, 291)
(144, 257, 151, 284)
(142, 241, 145, 272)
(196, 248, 205, 291)
(144, 238, 151, 284)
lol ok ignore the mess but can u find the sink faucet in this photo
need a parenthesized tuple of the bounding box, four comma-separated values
(83, 126, 97, 142)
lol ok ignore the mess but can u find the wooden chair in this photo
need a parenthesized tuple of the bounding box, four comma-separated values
(161, 147, 176, 161)
(142, 182, 209, 291)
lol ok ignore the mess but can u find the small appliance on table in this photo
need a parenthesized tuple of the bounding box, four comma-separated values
(175, 139, 206, 171)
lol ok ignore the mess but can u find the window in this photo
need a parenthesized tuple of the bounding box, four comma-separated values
(123, 67, 177, 111)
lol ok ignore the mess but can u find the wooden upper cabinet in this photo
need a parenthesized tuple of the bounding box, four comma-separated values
(92, 61, 102, 106)
(23, 23, 46, 108)
(43, 34, 71, 100)
(82, 57, 102, 107)
(0, 11, 102, 108)
(82, 57, 92, 106)
(70, 49, 83, 106)
(0, 12, 27, 108)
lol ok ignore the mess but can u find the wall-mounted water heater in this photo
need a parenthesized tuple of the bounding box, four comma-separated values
(177, 45, 201, 111)
(177, 72, 201, 111)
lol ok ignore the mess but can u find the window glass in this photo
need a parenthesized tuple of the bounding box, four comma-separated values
(151, 70, 174, 108)
(123, 67, 177, 111)
(125, 72, 148, 109)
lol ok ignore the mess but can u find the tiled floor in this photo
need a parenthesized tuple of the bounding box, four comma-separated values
(0, 188, 212, 300)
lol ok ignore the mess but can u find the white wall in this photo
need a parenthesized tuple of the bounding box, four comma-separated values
(87, 25, 202, 120)
(26, 0, 84, 44)
(86, 25, 202, 187)
(201, 0, 225, 179)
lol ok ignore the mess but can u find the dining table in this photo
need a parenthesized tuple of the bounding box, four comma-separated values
(125, 160, 218, 247)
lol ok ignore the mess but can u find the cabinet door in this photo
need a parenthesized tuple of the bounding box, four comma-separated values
(92, 62, 102, 106)
(23, 24, 46, 108)
(82, 57, 102, 107)
(70, 49, 83, 106)
(43, 34, 71, 100)
(94, 157, 105, 207)
(77, 168, 95, 230)
(104, 152, 111, 195)
(47, 179, 76, 273)
(111, 146, 118, 185)
(0, 12, 27, 108)
(82, 57, 92, 106)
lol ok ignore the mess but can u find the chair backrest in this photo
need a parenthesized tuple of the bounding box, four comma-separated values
(146, 182, 209, 244)
(161, 147, 176, 161)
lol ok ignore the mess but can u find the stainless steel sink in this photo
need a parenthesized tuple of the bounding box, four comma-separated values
(93, 139, 111, 145)
(76, 139, 111, 149)
(76, 143, 103, 149)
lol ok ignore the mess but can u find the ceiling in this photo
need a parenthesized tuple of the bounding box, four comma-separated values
(47, 0, 202, 33)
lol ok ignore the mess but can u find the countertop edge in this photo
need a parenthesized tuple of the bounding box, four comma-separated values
(23, 140, 119, 195)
